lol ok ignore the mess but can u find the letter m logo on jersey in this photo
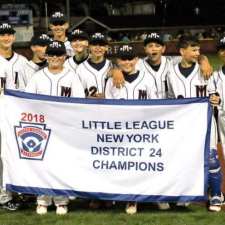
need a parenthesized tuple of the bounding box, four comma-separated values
(195, 85, 207, 97)
(14, 122, 51, 160)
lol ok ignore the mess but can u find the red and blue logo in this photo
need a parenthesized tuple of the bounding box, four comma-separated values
(14, 122, 51, 160)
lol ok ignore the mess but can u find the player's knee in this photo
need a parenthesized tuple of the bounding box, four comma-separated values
(209, 149, 221, 173)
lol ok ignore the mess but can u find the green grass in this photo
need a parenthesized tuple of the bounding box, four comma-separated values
(0, 200, 224, 225)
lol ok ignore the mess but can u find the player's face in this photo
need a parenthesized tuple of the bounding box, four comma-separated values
(0, 34, 15, 49)
(47, 55, 66, 69)
(144, 42, 165, 64)
(31, 45, 47, 60)
(218, 49, 225, 64)
(50, 23, 68, 37)
(180, 45, 200, 63)
(71, 40, 88, 54)
(89, 44, 108, 58)
(117, 57, 138, 74)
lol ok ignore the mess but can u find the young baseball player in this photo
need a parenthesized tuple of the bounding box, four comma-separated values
(0, 22, 29, 91)
(105, 45, 157, 214)
(112, 33, 213, 92)
(76, 32, 112, 98)
(208, 36, 225, 177)
(64, 29, 89, 73)
(23, 34, 51, 86)
(26, 41, 85, 215)
(49, 12, 73, 57)
(167, 35, 222, 212)
(0, 22, 30, 211)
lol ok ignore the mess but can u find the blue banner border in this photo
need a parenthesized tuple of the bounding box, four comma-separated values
(5, 89, 210, 106)
(6, 184, 207, 202)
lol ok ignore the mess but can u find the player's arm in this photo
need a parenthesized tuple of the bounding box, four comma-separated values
(104, 78, 114, 99)
(198, 55, 213, 79)
(166, 73, 176, 99)
(25, 75, 38, 94)
(147, 76, 158, 99)
(208, 72, 221, 106)
(108, 65, 125, 88)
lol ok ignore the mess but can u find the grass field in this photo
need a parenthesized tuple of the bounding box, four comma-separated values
(0, 200, 225, 225)
(1, 55, 224, 225)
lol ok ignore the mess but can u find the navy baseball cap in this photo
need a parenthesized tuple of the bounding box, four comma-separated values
(49, 12, 67, 25)
(46, 41, 66, 56)
(217, 36, 225, 50)
(89, 33, 108, 45)
(0, 23, 15, 35)
(117, 45, 136, 60)
(68, 29, 89, 42)
(144, 32, 164, 46)
(30, 34, 52, 46)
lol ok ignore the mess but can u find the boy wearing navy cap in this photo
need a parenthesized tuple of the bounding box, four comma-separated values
(0, 22, 28, 90)
(105, 45, 157, 214)
(23, 34, 52, 86)
(64, 29, 89, 73)
(26, 41, 85, 215)
(76, 32, 112, 99)
(49, 12, 73, 57)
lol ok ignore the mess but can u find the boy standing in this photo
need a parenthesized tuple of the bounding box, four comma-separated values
(26, 41, 85, 215)
(105, 45, 157, 214)
(167, 35, 222, 212)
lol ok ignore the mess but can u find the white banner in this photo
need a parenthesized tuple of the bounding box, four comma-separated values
(1, 90, 211, 202)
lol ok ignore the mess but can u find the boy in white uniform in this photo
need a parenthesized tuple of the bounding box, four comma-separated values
(23, 34, 51, 86)
(0, 23, 29, 211)
(76, 32, 112, 98)
(26, 41, 85, 215)
(105, 45, 157, 214)
(0, 23, 28, 91)
(49, 12, 73, 57)
(208, 37, 225, 184)
(105, 45, 157, 100)
(64, 29, 89, 73)
(167, 35, 222, 212)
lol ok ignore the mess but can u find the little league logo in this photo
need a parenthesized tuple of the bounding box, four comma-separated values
(14, 122, 51, 160)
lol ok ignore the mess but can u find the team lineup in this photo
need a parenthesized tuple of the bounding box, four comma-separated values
(0, 10, 224, 216)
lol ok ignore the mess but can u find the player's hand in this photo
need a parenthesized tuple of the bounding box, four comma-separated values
(198, 55, 213, 79)
(111, 68, 125, 88)
(87, 93, 104, 99)
(209, 94, 220, 106)
(95, 93, 105, 98)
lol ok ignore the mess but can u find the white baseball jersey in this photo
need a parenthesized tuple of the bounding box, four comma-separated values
(25, 67, 85, 98)
(23, 60, 44, 87)
(208, 68, 225, 110)
(64, 57, 79, 73)
(105, 70, 158, 100)
(137, 56, 171, 99)
(64, 40, 74, 57)
(2, 52, 29, 90)
(0, 55, 8, 79)
(76, 59, 112, 97)
(208, 68, 225, 155)
(167, 63, 208, 98)
(167, 62, 217, 150)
